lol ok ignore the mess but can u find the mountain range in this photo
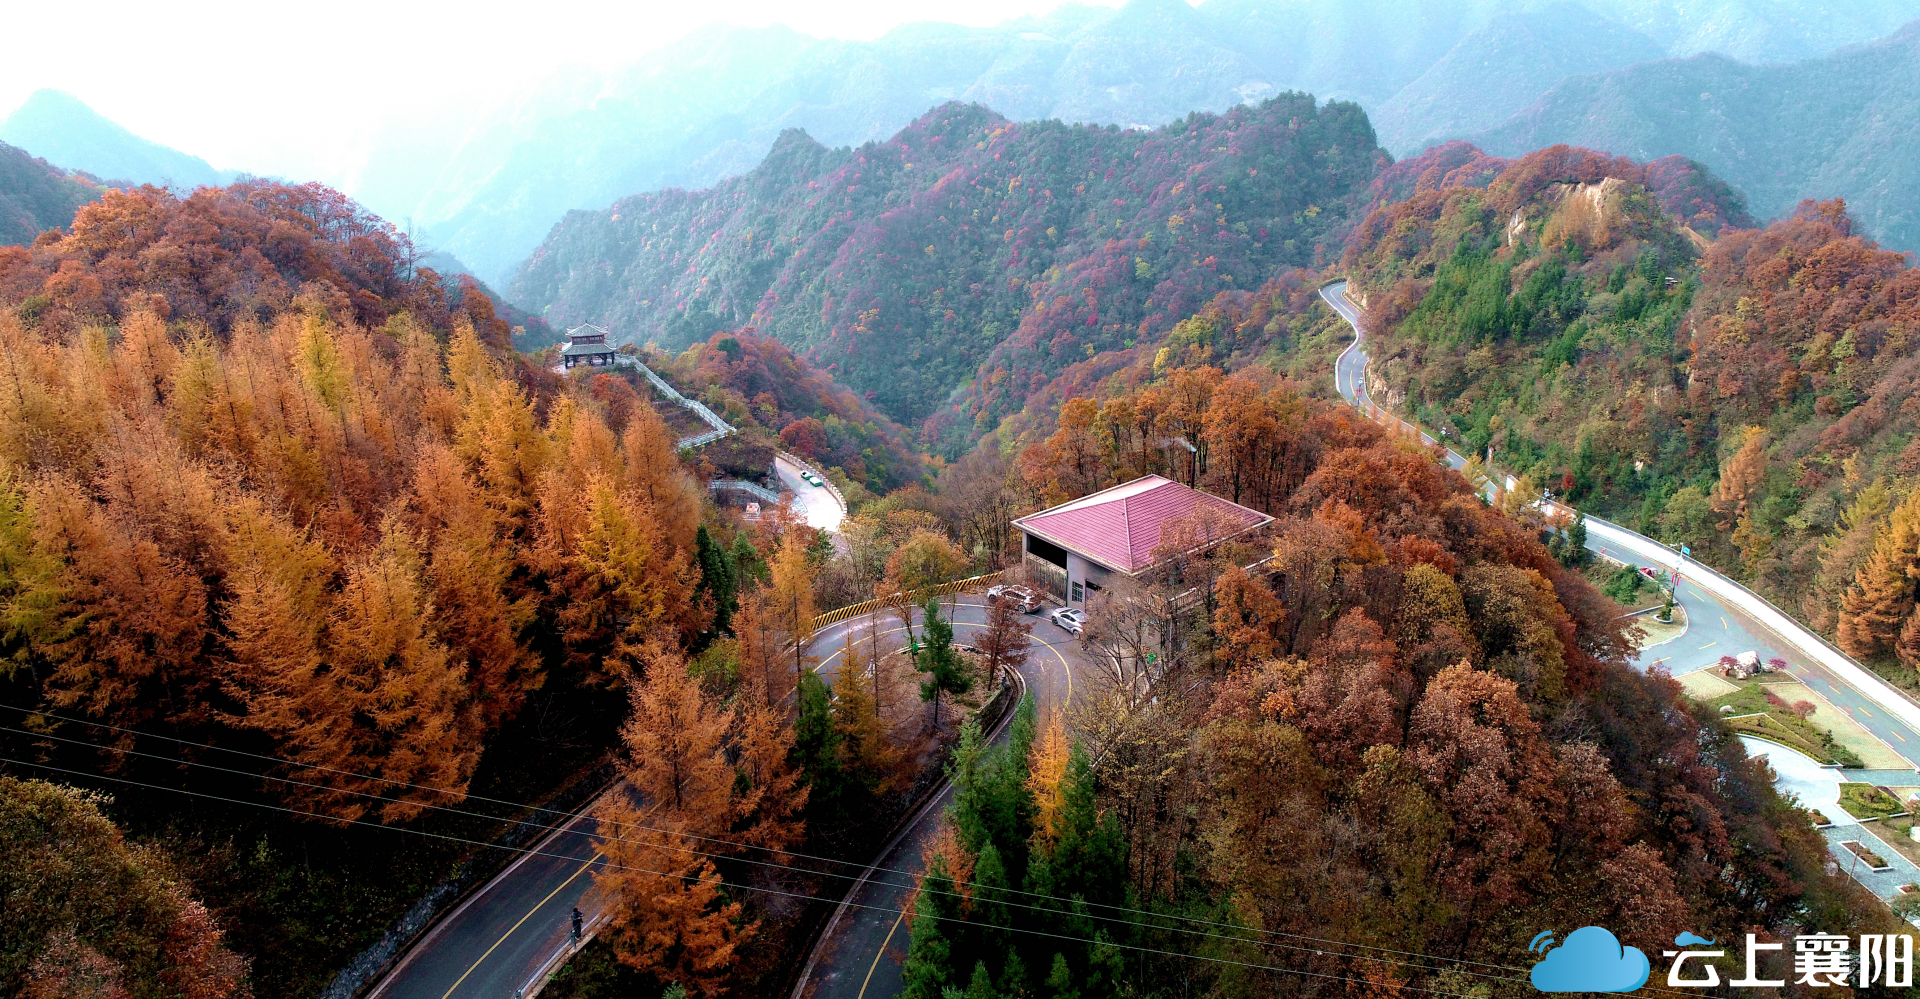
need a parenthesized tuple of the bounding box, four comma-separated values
(1465, 19, 1920, 251)
(514, 96, 1383, 432)
(8, 0, 1920, 289)
(0, 89, 237, 190)
(349, 0, 1920, 288)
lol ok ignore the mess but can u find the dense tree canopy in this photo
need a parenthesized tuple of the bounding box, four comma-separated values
(905, 358, 1893, 997)
(1342, 142, 1920, 688)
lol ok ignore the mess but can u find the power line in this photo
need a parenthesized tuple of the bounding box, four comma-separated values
(0, 718, 1523, 986)
(5, 711, 1714, 999)
(0, 752, 1518, 999)
(3, 700, 1539, 979)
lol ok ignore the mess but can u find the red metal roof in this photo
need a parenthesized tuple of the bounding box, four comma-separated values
(1013, 475, 1272, 573)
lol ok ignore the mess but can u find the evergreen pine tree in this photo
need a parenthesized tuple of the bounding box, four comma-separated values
(999, 948, 1030, 999)
(972, 839, 1014, 958)
(917, 598, 972, 729)
(795, 670, 843, 818)
(964, 960, 1000, 999)
(1567, 512, 1590, 566)
(903, 853, 961, 999)
(692, 525, 737, 647)
(1044, 953, 1079, 999)
(731, 532, 767, 586)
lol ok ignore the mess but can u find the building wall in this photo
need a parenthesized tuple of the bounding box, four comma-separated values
(1065, 552, 1114, 606)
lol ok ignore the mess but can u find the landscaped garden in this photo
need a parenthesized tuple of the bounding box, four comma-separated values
(1709, 684, 1865, 767)
(1839, 783, 1907, 821)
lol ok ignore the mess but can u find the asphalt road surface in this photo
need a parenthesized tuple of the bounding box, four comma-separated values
(372, 597, 1088, 999)
(776, 454, 847, 534)
(1317, 279, 1920, 773)
(370, 808, 606, 999)
(792, 598, 1091, 999)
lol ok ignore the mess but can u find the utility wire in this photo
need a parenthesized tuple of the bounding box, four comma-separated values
(3, 700, 1539, 979)
(0, 718, 1525, 986)
(0, 752, 1528, 999)
(5, 709, 1712, 999)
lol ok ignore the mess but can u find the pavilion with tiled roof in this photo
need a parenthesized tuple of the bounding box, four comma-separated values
(1012, 474, 1272, 606)
(560, 323, 619, 370)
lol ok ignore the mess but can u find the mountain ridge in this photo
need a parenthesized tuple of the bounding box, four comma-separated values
(512, 95, 1385, 438)
(1465, 17, 1920, 249)
(0, 90, 236, 190)
(363, 0, 1920, 289)
(0, 140, 101, 245)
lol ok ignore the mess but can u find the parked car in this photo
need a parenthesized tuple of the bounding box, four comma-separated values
(802, 472, 824, 487)
(986, 583, 1041, 613)
(1049, 607, 1088, 635)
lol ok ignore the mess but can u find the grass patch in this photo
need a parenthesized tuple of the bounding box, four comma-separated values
(1710, 684, 1864, 767)
(1840, 783, 1907, 821)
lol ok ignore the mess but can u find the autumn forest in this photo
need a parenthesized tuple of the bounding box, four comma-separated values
(3, 87, 1920, 999)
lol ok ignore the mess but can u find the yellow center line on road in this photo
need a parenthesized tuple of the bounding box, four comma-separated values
(440, 853, 600, 999)
(857, 905, 909, 999)
(1895, 731, 1908, 743)
(1697, 642, 1716, 651)
(1720, 616, 1729, 629)
(1859, 707, 1875, 719)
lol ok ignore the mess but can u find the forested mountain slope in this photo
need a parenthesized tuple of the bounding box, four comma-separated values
(1469, 19, 1920, 250)
(0, 141, 99, 246)
(514, 96, 1384, 434)
(363, 0, 1920, 287)
(1343, 143, 1920, 687)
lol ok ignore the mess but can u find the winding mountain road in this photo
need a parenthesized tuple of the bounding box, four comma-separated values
(366, 598, 1087, 998)
(789, 600, 1090, 999)
(1319, 279, 1920, 772)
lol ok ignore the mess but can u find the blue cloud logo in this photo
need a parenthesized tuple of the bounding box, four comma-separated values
(1528, 927, 1651, 993)
(1674, 932, 1716, 947)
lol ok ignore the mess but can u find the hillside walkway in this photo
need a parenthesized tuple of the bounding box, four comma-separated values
(631, 359, 734, 449)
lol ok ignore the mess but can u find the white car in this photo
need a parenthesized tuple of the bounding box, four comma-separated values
(986, 583, 1041, 613)
(1049, 607, 1088, 635)
(802, 472, 824, 487)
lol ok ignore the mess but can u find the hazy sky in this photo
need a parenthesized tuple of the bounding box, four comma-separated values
(1, 0, 1136, 183)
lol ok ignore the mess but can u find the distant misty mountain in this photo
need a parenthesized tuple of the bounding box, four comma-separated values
(0, 90, 236, 191)
(0, 141, 100, 245)
(1370, 3, 1667, 155)
(1468, 19, 1920, 251)
(353, 0, 1920, 292)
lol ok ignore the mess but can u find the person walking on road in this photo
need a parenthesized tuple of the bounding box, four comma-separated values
(571, 907, 583, 943)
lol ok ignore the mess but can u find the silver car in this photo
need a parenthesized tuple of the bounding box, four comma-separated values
(1049, 607, 1087, 635)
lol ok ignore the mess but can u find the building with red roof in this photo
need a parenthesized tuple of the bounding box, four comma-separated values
(1013, 474, 1273, 606)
